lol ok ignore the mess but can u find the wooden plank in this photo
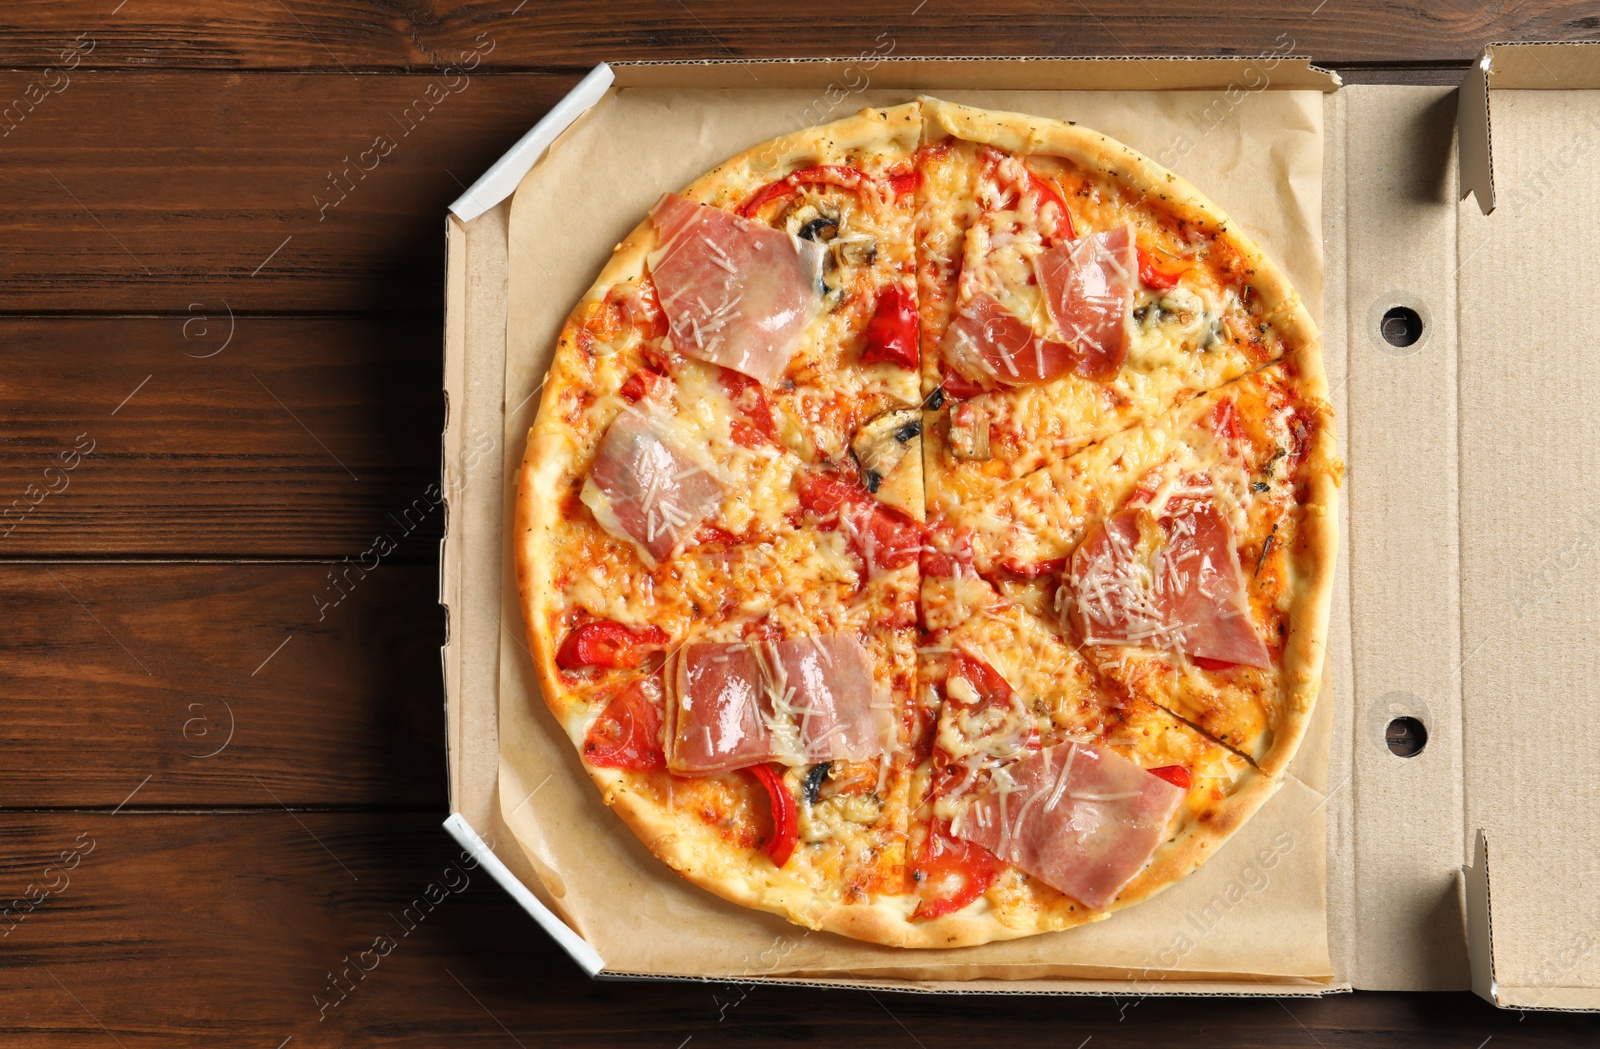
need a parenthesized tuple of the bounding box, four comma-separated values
(0, 563, 444, 807)
(0, 812, 1595, 1045)
(0, 316, 445, 557)
(0, 72, 564, 312)
(0, 1, 1588, 70)
(0, 57, 1530, 314)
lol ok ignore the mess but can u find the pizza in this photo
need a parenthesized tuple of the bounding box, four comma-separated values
(512, 97, 1339, 948)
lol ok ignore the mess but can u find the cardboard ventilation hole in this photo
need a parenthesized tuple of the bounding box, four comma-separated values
(441, 47, 1600, 1009)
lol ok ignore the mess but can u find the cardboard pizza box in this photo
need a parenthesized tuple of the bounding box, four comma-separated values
(440, 47, 1600, 1008)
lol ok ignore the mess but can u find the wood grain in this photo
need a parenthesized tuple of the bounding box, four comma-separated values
(0, 812, 1594, 1047)
(0, 72, 564, 312)
(0, 563, 444, 807)
(4, 1, 1596, 1040)
(0, 0, 1593, 70)
(0, 316, 445, 557)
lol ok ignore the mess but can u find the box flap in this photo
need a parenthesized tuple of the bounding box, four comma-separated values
(1459, 43, 1600, 215)
(444, 814, 605, 976)
(442, 207, 513, 823)
(1456, 49, 1600, 1008)
(449, 64, 615, 220)
(1465, 831, 1600, 1012)
(1459, 54, 1494, 214)
(1463, 830, 1495, 1002)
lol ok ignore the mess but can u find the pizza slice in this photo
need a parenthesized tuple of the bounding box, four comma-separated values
(657, 101, 927, 520)
(521, 359, 926, 920)
(914, 97, 1319, 517)
(928, 358, 1340, 773)
(903, 569, 1272, 943)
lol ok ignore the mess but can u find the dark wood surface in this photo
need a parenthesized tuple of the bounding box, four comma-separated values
(4, 3, 1598, 1044)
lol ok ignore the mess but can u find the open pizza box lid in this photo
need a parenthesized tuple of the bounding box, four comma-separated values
(440, 48, 1600, 1007)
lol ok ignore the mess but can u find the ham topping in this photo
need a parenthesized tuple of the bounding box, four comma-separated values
(940, 285, 1127, 389)
(1032, 225, 1137, 379)
(1063, 486, 1272, 669)
(949, 741, 1185, 911)
(580, 400, 726, 566)
(664, 635, 889, 774)
(648, 192, 825, 388)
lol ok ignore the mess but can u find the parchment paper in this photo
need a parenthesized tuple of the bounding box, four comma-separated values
(496, 85, 1334, 982)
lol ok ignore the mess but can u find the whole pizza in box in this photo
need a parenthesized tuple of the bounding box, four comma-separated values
(512, 97, 1340, 947)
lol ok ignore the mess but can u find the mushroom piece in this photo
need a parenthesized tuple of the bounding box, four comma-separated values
(1132, 285, 1213, 351)
(850, 408, 922, 495)
(946, 401, 992, 460)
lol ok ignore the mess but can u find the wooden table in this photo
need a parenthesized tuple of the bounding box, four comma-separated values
(4, 3, 1599, 1044)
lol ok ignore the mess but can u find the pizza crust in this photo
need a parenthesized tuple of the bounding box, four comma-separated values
(921, 95, 1319, 355)
(512, 97, 1338, 950)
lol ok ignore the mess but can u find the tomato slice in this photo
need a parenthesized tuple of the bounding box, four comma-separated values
(920, 549, 970, 578)
(1206, 398, 1243, 447)
(1137, 246, 1194, 290)
(860, 284, 919, 370)
(994, 556, 1067, 580)
(619, 367, 663, 403)
(750, 764, 798, 867)
(1148, 764, 1192, 790)
(912, 821, 1001, 920)
(693, 523, 741, 546)
(583, 678, 666, 770)
(796, 472, 924, 573)
(948, 650, 1013, 711)
(555, 619, 670, 670)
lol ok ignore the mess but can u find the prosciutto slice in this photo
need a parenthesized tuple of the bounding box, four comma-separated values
(942, 293, 1085, 387)
(941, 286, 1132, 388)
(1065, 497, 1272, 669)
(648, 193, 825, 388)
(764, 636, 887, 763)
(580, 402, 725, 566)
(949, 742, 1185, 911)
(1032, 226, 1137, 380)
(664, 643, 772, 774)
(664, 635, 887, 774)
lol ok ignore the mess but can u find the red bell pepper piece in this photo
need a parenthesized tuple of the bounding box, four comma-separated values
(582, 678, 666, 770)
(750, 764, 798, 867)
(1148, 764, 1193, 790)
(555, 619, 670, 670)
(939, 371, 989, 401)
(737, 178, 798, 219)
(796, 472, 924, 573)
(739, 164, 913, 219)
(718, 367, 778, 444)
(912, 821, 1002, 920)
(1027, 169, 1076, 241)
(860, 284, 919, 369)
